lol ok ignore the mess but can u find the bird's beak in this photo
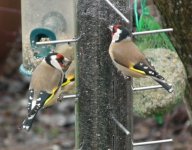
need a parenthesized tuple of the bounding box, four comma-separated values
(62, 58, 71, 69)
(108, 25, 113, 31)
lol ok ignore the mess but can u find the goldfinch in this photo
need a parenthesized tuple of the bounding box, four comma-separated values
(108, 24, 173, 93)
(21, 52, 71, 131)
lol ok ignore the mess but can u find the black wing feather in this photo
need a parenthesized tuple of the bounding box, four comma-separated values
(21, 91, 52, 131)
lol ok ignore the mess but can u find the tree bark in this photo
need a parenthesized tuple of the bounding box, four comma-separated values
(154, 0, 192, 121)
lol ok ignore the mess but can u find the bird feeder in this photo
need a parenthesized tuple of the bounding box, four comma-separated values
(20, 0, 176, 149)
(21, 0, 76, 72)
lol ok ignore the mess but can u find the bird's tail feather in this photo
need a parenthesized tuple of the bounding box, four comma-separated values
(21, 114, 36, 131)
(151, 76, 173, 93)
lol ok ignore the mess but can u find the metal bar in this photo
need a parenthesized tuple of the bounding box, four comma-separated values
(62, 94, 77, 99)
(133, 139, 173, 146)
(111, 115, 130, 135)
(132, 85, 163, 91)
(104, 0, 130, 24)
(36, 37, 81, 45)
(132, 28, 173, 36)
(112, 135, 116, 150)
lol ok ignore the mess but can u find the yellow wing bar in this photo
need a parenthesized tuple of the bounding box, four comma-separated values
(129, 66, 146, 75)
(44, 87, 58, 106)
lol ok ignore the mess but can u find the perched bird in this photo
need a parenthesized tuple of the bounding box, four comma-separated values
(21, 52, 71, 131)
(108, 24, 173, 93)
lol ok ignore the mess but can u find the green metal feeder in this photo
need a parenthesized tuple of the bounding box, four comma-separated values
(30, 28, 56, 58)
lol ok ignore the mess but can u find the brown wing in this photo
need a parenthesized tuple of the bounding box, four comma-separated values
(29, 62, 62, 93)
(110, 40, 144, 67)
(110, 40, 154, 69)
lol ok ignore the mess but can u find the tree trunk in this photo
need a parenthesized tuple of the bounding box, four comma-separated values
(154, 0, 192, 121)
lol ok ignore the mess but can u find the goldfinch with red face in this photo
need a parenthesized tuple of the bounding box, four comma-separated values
(21, 53, 71, 131)
(108, 24, 173, 93)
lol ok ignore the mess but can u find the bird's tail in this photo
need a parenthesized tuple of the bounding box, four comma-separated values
(151, 75, 173, 93)
(20, 114, 36, 131)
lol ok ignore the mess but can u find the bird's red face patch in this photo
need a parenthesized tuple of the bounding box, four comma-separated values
(56, 53, 64, 61)
(112, 24, 122, 34)
(56, 54, 64, 67)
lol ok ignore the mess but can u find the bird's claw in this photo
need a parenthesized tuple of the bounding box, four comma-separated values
(57, 97, 62, 103)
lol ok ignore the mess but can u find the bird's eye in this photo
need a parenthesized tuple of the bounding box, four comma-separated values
(57, 58, 64, 64)
(61, 59, 65, 64)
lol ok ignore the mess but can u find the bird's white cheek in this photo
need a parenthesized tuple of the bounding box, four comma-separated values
(112, 32, 120, 43)
(51, 60, 62, 70)
(112, 29, 122, 43)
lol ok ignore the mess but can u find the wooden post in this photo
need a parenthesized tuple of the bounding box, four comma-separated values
(76, 0, 133, 149)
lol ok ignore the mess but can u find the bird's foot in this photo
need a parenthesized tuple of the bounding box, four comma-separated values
(57, 97, 63, 103)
